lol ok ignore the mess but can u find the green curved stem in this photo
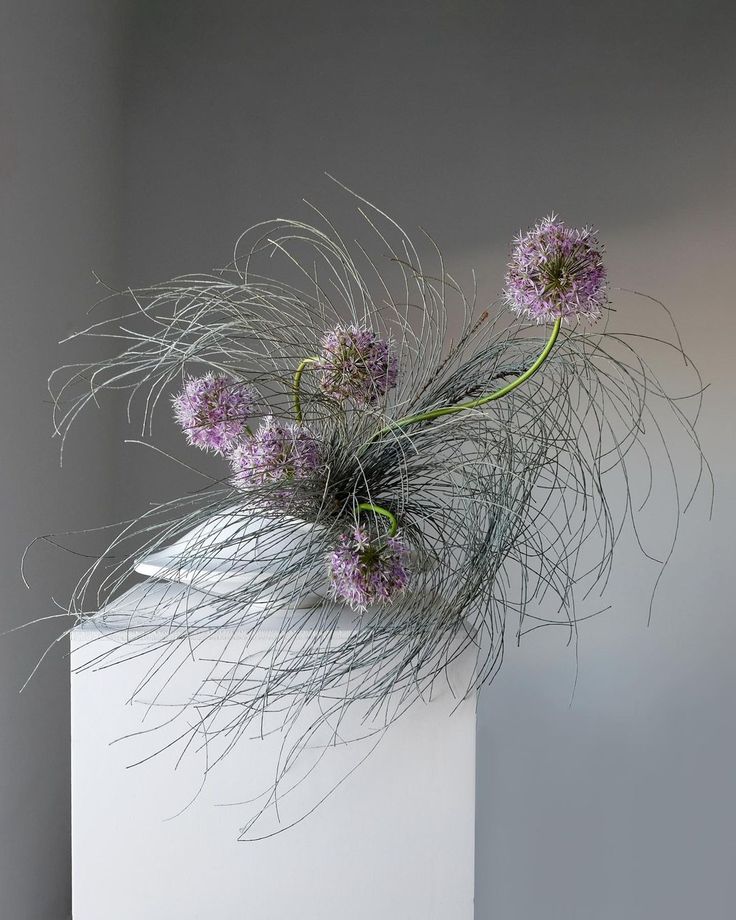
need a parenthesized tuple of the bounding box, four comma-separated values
(357, 502, 398, 538)
(292, 356, 319, 424)
(375, 317, 562, 440)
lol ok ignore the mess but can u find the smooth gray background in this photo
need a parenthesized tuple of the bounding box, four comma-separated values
(1, 1, 734, 917)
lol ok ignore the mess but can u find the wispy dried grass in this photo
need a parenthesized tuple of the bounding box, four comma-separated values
(39, 187, 711, 836)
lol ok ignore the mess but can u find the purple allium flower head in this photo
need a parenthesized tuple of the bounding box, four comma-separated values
(503, 216, 607, 324)
(328, 526, 410, 609)
(172, 373, 256, 454)
(229, 416, 324, 488)
(316, 325, 398, 405)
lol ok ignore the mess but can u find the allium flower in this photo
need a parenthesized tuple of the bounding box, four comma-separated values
(229, 416, 323, 488)
(172, 374, 256, 454)
(316, 325, 398, 405)
(503, 216, 607, 323)
(328, 526, 410, 609)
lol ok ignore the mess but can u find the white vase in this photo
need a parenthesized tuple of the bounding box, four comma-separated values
(134, 509, 329, 609)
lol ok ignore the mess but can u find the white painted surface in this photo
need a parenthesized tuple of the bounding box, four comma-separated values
(71, 583, 476, 920)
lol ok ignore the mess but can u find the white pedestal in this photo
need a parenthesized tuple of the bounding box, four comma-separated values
(71, 582, 476, 920)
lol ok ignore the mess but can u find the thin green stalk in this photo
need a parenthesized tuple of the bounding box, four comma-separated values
(357, 502, 398, 538)
(374, 317, 562, 440)
(292, 356, 319, 424)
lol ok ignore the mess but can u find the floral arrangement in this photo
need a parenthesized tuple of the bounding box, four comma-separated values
(46, 190, 708, 837)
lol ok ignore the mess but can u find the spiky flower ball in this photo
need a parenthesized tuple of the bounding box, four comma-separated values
(317, 325, 398, 405)
(328, 526, 410, 609)
(503, 216, 607, 323)
(172, 374, 256, 454)
(230, 416, 323, 488)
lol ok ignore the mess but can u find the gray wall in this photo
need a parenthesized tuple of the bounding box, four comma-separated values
(0, 2, 123, 918)
(2, 1, 734, 917)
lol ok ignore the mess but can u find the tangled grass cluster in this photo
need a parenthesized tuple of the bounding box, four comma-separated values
(44, 190, 709, 837)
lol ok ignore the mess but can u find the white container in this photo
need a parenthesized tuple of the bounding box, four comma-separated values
(71, 580, 477, 920)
